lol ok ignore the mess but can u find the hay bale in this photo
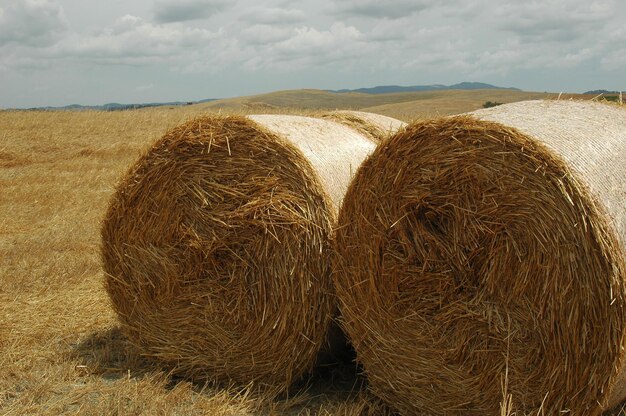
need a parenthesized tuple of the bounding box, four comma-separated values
(101, 114, 377, 394)
(321, 110, 406, 142)
(334, 100, 626, 415)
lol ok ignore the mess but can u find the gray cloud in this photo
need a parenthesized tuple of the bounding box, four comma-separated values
(492, 1, 614, 41)
(601, 49, 626, 71)
(2, 0, 626, 108)
(332, 0, 436, 19)
(153, 0, 230, 23)
(600, 26, 626, 71)
(241, 8, 306, 25)
(366, 17, 414, 42)
(0, 51, 54, 71)
(49, 15, 223, 64)
(0, 0, 68, 47)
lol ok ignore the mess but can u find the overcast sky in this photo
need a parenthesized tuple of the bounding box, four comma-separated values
(0, 0, 624, 108)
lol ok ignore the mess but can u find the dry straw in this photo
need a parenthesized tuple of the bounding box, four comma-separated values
(321, 110, 407, 143)
(101, 113, 400, 394)
(334, 100, 626, 415)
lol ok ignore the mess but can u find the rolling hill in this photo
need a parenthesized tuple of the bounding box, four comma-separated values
(13, 85, 598, 122)
(193, 89, 587, 121)
(330, 82, 519, 94)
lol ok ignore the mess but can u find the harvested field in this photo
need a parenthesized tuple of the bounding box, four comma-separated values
(334, 100, 626, 415)
(0, 107, 396, 415)
(2, 96, 624, 415)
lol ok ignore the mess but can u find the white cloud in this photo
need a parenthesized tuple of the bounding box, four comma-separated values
(400, 38, 473, 72)
(0, 0, 69, 47)
(174, 37, 244, 73)
(153, 0, 231, 23)
(240, 25, 292, 45)
(367, 18, 410, 42)
(110, 14, 143, 35)
(550, 48, 596, 68)
(272, 23, 364, 62)
(461, 38, 600, 79)
(238, 22, 372, 71)
(470, 46, 535, 76)
(367, 19, 449, 43)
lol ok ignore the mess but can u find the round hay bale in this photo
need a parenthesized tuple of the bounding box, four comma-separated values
(334, 100, 626, 415)
(321, 110, 406, 143)
(101, 114, 376, 394)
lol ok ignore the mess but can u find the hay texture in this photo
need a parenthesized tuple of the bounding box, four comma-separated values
(334, 100, 626, 415)
(321, 110, 406, 142)
(101, 114, 378, 394)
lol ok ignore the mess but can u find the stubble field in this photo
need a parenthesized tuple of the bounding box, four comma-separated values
(1, 90, 622, 415)
(0, 106, 393, 415)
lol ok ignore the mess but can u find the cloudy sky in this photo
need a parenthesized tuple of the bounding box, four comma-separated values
(0, 0, 624, 108)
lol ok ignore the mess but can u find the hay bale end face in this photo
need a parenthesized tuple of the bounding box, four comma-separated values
(101, 114, 376, 393)
(334, 101, 626, 415)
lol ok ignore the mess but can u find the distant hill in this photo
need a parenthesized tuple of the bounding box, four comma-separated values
(191, 88, 587, 121)
(20, 98, 217, 111)
(356, 90, 589, 121)
(584, 89, 622, 95)
(14, 82, 523, 110)
(331, 82, 520, 94)
(9, 87, 598, 120)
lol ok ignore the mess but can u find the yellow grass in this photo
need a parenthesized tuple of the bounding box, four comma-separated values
(0, 107, 390, 415)
(0, 92, 622, 415)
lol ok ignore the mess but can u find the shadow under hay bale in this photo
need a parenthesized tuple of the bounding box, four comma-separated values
(100, 113, 402, 395)
(71, 327, 151, 381)
(334, 100, 626, 415)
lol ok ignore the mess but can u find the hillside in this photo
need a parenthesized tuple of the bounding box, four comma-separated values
(331, 82, 519, 94)
(193, 88, 426, 111)
(14, 84, 600, 114)
(193, 89, 588, 121)
(359, 90, 589, 120)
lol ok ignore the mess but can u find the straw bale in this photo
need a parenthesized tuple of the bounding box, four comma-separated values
(334, 100, 626, 415)
(101, 114, 376, 394)
(321, 110, 406, 143)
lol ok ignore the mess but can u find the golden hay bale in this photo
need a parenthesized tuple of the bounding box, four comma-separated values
(333, 100, 626, 415)
(101, 114, 377, 394)
(321, 110, 407, 143)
